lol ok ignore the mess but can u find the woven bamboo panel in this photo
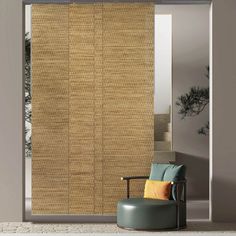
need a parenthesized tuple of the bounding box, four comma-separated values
(102, 3, 154, 214)
(31, 4, 69, 214)
(31, 3, 154, 215)
(94, 4, 104, 214)
(68, 4, 95, 214)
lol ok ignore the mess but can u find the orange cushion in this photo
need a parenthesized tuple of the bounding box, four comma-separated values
(144, 180, 172, 200)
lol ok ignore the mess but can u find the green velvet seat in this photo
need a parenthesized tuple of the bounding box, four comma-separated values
(117, 163, 186, 230)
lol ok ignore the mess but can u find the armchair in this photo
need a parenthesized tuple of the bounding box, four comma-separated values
(117, 164, 186, 230)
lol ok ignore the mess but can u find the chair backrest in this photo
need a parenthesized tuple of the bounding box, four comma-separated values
(149, 163, 186, 182)
(149, 163, 186, 200)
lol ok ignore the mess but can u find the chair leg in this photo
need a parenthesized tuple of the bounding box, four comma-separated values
(176, 202, 187, 230)
(176, 203, 180, 229)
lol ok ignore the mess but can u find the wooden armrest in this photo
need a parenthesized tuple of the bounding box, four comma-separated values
(121, 176, 149, 181)
(121, 177, 187, 201)
(121, 176, 149, 199)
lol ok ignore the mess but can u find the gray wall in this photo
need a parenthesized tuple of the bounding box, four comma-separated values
(156, 5, 210, 200)
(210, 0, 236, 222)
(0, 0, 23, 222)
(0, 0, 236, 223)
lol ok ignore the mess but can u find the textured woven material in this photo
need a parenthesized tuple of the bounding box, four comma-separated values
(102, 3, 154, 214)
(69, 3, 96, 215)
(32, 4, 69, 214)
(32, 3, 154, 215)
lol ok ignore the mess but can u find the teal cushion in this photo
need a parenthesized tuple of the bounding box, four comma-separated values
(149, 163, 185, 182)
(149, 164, 186, 200)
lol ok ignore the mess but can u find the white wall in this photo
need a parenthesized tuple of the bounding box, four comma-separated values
(0, 0, 23, 221)
(25, 158, 31, 198)
(155, 15, 172, 114)
(156, 5, 210, 200)
(25, 5, 31, 37)
(210, 0, 236, 222)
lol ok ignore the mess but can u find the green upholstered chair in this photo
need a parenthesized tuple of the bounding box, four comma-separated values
(117, 163, 186, 230)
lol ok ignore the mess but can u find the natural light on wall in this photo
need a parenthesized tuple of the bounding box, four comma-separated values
(155, 14, 172, 115)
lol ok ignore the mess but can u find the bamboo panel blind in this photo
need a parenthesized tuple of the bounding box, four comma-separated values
(93, 4, 104, 214)
(102, 3, 154, 214)
(32, 3, 154, 215)
(69, 4, 95, 214)
(31, 4, 69, 214)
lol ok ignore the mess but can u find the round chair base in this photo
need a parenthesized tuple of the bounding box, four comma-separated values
(117, 224, 187, 231)
(117, 198, 178, 230)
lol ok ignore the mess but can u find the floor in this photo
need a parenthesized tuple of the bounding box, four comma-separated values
(1, 222, 236, 234)
(25, 199, 209, 222)
(187, 200, 209, 220)
(8, 199, 233, 235)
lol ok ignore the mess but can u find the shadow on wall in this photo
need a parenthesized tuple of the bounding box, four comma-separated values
(211, 177, 236, 222)
(175, 152, 209, 200)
